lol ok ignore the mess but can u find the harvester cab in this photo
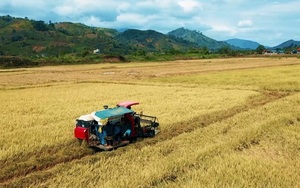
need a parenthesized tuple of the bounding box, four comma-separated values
(74, 101, 160, 151)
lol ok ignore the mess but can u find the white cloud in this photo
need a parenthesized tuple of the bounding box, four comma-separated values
(53, 0, 120, 21)
(211, 24, 237, 36)
(177, 0, 203, 12)
(237, 20, 253, 28)
(53, 5, 74, 16)
(264, 1, 300, 14)
(117, 13, 147, 24)
(117, 2, 131, 13)
(80, 16, 103, 27)
(0, 0, 299, 46)
(10, 0, 47, 7)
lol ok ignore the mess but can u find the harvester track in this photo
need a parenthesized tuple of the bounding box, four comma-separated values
(0, 91, 290, 187)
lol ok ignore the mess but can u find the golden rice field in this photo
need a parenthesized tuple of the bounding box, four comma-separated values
(0, 57, 299, 187)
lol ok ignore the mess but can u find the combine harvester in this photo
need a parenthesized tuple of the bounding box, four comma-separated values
(74, 101, 160, 151)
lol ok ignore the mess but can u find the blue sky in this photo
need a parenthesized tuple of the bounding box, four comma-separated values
(1, 0, 299, 46)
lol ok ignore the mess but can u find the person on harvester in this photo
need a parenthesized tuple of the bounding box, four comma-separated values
(97, 118, 108, 145)
(123, 105, 141, 137)
(96, 105, 109, 145)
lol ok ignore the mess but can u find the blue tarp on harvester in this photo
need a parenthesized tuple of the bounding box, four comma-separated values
(94, 106, 133, 119)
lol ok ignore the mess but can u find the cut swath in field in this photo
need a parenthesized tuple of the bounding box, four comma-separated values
(0, 83, 258, 183)
(5, 92, 299, 188)
(0, 58, 299, 187)
(0, 89, 290, 186)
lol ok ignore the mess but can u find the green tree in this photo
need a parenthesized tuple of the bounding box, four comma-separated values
(256, 45, 266, 54)
(32, 20, 49, 31)
(48, 20, 55, 30)
(81, 50, 89, 57)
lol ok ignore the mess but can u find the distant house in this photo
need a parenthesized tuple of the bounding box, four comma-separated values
(291, 47, 300, 54)
(93, 49, 100, 54)
(276, 50, 284, 54)
(263, 49, 276, 55)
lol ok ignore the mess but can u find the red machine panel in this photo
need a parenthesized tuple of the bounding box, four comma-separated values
(74, 126, 89, 140)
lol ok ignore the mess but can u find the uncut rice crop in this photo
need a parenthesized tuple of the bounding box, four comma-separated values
(0, 83, 257, 160)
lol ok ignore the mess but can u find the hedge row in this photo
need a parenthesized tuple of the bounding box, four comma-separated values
(0, 56, 38, 68)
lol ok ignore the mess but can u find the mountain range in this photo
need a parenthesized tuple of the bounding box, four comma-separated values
(271, 40, 300, 50)
(168, 27, 231, 50)
(0, 15, 299, 57)
(224, 38, 261, 50)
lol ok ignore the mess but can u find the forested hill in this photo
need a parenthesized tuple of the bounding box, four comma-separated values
(115, 29, 199, 53)
(271, 40, 300, 50)
(168, 27, 231, 50)
(1, 15, 298, 62)
(0, 15, 123, 57)
(225, 38, 261, 50)
(0, 15, 204, 57)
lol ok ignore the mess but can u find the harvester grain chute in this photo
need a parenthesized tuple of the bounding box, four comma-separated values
(74, 101, 160, 150)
